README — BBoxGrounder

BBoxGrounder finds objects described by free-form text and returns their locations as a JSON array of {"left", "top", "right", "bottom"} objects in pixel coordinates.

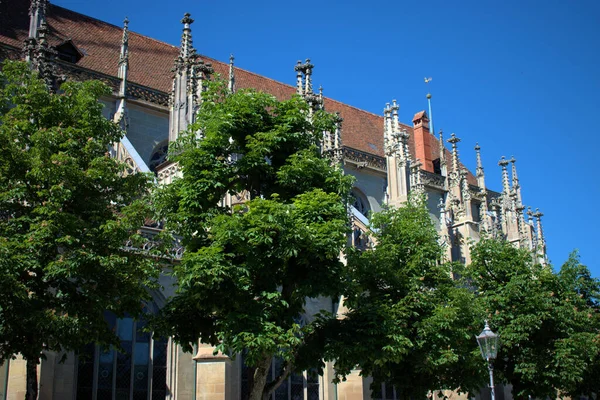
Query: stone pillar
[
  {"left": 6, "top": 356, "right": 28, "bottom": 400},
  {"left": 193, "top": 345, "right": 231, "bottom": 400},
  {"left": 336, "top": 369, "right": 368, "bottom": 400}
]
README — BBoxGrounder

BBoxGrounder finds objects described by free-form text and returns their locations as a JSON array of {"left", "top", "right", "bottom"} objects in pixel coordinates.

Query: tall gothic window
[
  {"left": 76, "top": 310, "right": 168, "bottom": 400},
  {"left": 240, "top": 354, "right": 320, "bottom": 400}
]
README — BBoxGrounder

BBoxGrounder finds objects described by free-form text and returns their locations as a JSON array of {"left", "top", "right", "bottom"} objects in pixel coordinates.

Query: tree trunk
[
  {"left": 25, "top": 358, "right": 39, "bottom": 400},
  {"left": 249, "top": 355, "right": 273, "bottom": 400}
]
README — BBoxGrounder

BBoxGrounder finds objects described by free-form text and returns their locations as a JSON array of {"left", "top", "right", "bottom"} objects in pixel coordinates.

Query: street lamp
[{"left": 476, "top": 321, "right": 500, "bottom": 400}]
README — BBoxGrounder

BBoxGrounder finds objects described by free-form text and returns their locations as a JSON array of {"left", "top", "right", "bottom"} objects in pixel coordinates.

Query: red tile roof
[{"left": 0, "top": 0, "right": 476, "bottom": 185}]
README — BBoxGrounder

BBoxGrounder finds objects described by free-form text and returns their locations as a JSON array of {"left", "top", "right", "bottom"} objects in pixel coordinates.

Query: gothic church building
[{"left": 0, "top": 1, "right": 547, "bottom": 399}]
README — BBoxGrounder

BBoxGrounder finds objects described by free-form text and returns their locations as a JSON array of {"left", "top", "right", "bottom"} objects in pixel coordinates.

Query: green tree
[
  {"left": 323, "top": 198, "right": 484, "bottom": 399},
  {"left": 468, "top": 238, "right": 600, "bottom": 399},
  {"left": 152, "top": 80, "right": 354, "bottom": 400},
  {"left": 0, "top": 61, "right": 158, "bottom": 400}
]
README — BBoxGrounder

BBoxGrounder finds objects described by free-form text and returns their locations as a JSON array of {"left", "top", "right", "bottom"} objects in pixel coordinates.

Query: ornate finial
[
  {"left": 179, "top": 13, "right": 195, "bottom": 60},
  {"left": 447, "top": 133, "right": 461, "bottom": 172},
  {"left": 228, "top": 53, "right": 235, "bottom": 93},
  {"left": 181, "top": 12, "right": 194, "bottom": 25},
  {"left": 498, "top": 156, "right": 510, "bottom": 195}
]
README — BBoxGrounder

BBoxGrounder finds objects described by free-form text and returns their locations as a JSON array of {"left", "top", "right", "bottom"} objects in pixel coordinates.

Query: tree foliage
[
  {"left": 153, "top": 80, "right": 354, "bottom": 400},
  {"left": 468, "top": 238, "right": 600, "bottom": 399},
  {"left": 324, "top": 198, "right": 484, "bottom": 399},
  {"left": 0, "top": 61, "right": 158, "bottom": 399}
]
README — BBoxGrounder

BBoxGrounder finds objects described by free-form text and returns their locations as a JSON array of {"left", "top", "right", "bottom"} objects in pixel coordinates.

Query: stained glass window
[{"left": 76, "top": 310, "right": 167, "bottom": 400}]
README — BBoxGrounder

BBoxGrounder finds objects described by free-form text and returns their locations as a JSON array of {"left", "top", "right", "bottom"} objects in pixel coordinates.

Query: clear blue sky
[{"left": 53, "top": 0, "right": 600, "bottom": 277}]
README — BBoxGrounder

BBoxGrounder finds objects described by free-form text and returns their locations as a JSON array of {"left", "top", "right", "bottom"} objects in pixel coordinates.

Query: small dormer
[
  {"left": 55, "top": 39, "right": 84, "bottom": 63},
  {"left": 412, "top": 110, "right": 430, "bottom": 130}
]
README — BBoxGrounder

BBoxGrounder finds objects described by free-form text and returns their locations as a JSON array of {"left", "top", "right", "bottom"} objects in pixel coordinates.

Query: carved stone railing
[
  {"left": 123, "top": 225, "right": 184, "bottom": 260},
  {"left": 343, "top": 147, "right": 387, "bottom": 172},
  {"left": 54, "top": 61, "right": 170, "bottom": 106},
  {"left": 110, "top": 136, "right": 151, "bottom": 176},
  {"left": 420, "top": 170, "right": 446, "bottom": 191},
  {"left": 156, "top": 161, "right": 182, "bottom": 185}
]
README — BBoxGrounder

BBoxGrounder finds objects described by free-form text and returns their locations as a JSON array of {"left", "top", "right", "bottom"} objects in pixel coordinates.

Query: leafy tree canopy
[
  {"left": 153, "top": 80, "right": 354, "bottom": 400},
  {"left": 467, "top": 238, "right": 600, "bottom": 399},
  {"left": 323, "top": 198, "right": 484, "bottom": 399},
  {"left": 0, "top": 61, "right": 158, "bottom": 399}
]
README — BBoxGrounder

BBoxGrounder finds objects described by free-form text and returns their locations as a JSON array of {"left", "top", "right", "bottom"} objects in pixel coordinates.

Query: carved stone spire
[
  {"left": 32, "top": 21, "right": 57, "bottom": 90},
  {"left": 179, "top": 13, "right": 195, "bottom": 60},
  {"left": 114, "top": 18, "right": 129, "bottom": 129},
  {"left": 384, "top": 103, "right": 393, "bottom": 155},
  {"left": 295, "top": 60, "right": 303, "bottom": 96},
  {"left": 533, "top": 208, "right": 547, "bottom": 265},
  {"left": 331, "top": 112, "right": 343, "bottom": 164},
  {"left": 510, "top": 156, "right": 522, "bottom": 205},
  {"left": 118, "top": 18, "right": 129, "bottom": 96},
  {"left": 304, "top": 58, "right": 313, "bottom": 95},
  {"left": 169, "top": 13, "right": 198, "bottom": 142},
  {"left": 533, "top": 208, "right": 545, "bottom": 244},
  {"left": 293, "top": 59, "right": 321, "bottom": 113},
  {"left": 391, "top": 99, "right": 400, "bottom": 134},
  {"left": 384, "top": 100, "right": 410, "bottom": 206},
  {"left": 439, "top": 129, "right": 447, "bottom": 178},
  {"left": 28, "top": 0, "right": 47, "bottom": 42},
  {"left": 498, "top": 156, "right": 511, "bottom": 195},
  {"left": 448, "top": 133, "right": 461, "bottom": 174},
  {"left": 475, "top": 143, "right": 486, "bottom": 189},
  {"left": 228, "top": 53, "right": 235, "bottom": 93}
]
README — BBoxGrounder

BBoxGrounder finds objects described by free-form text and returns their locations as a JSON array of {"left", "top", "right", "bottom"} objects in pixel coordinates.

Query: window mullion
[
  {"left": 112, "top": 320, "right": 119, "bottom": 400},
  {"left": 92, "top": 345, "right": 99, "bottom": 400},
  {"left": 130, "top": 320, "right": 137, "bottom": 400},
  {"left": 148, "top": 334, "right": 154, "bottom": 400},
  {"left": 303, "top": 371, "right": 307, "bottom": 400}
]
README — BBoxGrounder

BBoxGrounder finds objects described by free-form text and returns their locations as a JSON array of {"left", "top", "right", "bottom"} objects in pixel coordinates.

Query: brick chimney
[{"left": 412, "top": 111, "right": 435, "bottom": 173}]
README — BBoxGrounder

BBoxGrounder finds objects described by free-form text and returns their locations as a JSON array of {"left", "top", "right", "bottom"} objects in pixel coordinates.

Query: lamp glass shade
[{"left": 476, "top": 322, "right": 499, "bottom": 361}]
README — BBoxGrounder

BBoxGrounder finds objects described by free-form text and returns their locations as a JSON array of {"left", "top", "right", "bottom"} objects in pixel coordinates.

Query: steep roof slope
[{"left": 0, "top": 0, "right": 476, "bottom": 185}]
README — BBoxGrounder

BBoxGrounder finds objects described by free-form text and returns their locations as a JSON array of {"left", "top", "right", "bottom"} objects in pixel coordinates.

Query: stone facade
[{"left": 0, "top": 1, "right": 547, "bottom": 399}]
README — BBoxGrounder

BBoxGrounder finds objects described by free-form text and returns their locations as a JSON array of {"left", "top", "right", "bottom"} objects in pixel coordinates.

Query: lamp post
[{"left": 476, "top": 321, "right": 500, "bottom": 400}]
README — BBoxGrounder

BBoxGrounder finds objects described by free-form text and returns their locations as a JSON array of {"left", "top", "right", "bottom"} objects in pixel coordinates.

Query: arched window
[
  {"left": 75, "top": 306, "right": 168, "bottom": 400},
  {"left": 148, "top": 141, "right": 169, "bottom": 172},
  {"left": 350, "top": 188, "right": 370, "bottom": 217}
]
